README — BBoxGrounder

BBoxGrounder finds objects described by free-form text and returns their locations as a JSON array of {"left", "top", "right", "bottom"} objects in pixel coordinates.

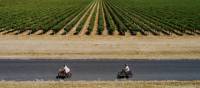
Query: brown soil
[
  {"left": 56, "top": 1, "right": 94, "bottom": 35},
  {"left": 79, "top": 0, "right": 98, "bottom": 35},
  {"left": 21, "top": 30, "right": 31, "bottom": 35},
  {"left": 46, "top": 30, "right": 53, "bottom": 35},
  {"left": 67, "top": 1, "right": 96, "bottom": 36},
  {"left": 34, "top": 30, "right": 43, "bottom": 35},
  {"left": 91, "top": 1, "right": 100, "bottom": 35},
  {"left": 101, "top": 1, "right": 108, "bottom": 35}
]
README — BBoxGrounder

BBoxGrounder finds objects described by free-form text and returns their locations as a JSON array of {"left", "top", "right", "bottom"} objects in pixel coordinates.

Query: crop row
[{"left": 0, "top": 0, "right": 199, "bottom": 36}]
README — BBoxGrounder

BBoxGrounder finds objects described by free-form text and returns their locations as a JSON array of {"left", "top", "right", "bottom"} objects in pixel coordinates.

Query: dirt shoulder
[
  {"left": 0, "top": 81, "right": 199, "bottom": 88},
  {"left": 0, "top": 35, "right": 199, "bottom": 60}
]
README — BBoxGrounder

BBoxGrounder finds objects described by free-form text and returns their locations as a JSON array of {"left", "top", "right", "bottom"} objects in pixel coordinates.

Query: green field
[{"left": 0, "top": 0, "right": 199, "bottom": 36}]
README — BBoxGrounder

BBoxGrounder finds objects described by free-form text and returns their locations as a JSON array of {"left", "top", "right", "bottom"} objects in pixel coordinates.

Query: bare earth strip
[
  {"left": 67, "top": 1, "right": 96, "bottom": 36},
  {"left": 0, "top": 81, "right": 199, "bottom": 88},
  {"left": 7, "top": 30, "right": 18, "bottom": 35},
  {"left": 101, "top": 1, "right": 108, "bottom": 35},
  {"left": 46, "top": 30, "right": 53, "bottom": 35},
  {"left": 57, "top": 2, "right": 94, "bottom": 35},
  {"left": 79, "top": 1, "right": 98, "bottom": 35},
  {"left": 113, "top": 26, "right": 118, "bottom": 35},
  {"left": 33, "top": 30, "right": 43, "bottom": 35},
  {"left": 0, "top": 35, "right": 199, "bottom": 60},
  {"left": 20, "top": 30, "right": 31, "bottom": 35},
  {"left": 0, "top": 30, "right": 9, "bottom": 35},
  {"left": 91, "top": 1, "right": 100, "bottom": 35}
]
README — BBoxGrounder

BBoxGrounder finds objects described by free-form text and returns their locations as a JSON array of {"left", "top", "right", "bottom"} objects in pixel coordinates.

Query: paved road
[{"left": 0, "top": 59, "right": 200, "bottom": 81}]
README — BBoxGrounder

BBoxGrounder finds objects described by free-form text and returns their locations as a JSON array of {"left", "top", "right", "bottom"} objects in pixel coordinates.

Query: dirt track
[{"left": 0, "top": 35, "right": 199, "bottom": 59}]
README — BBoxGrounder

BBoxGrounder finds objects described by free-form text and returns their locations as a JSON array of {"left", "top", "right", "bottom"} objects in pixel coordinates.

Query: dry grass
[
  {"left": 0, "top": 81, "right": 199, "bottom": 88},
  {"left": 0, "top": 35, "right": 200, "bottom": 60}
]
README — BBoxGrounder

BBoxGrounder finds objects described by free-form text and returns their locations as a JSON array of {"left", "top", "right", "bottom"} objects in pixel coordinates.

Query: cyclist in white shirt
[
  {"left": 64, "top": 65, "right": 70, "bottom": 74},
  {"left": 124, "top": 64, "right": 130, "bottom": 72}
]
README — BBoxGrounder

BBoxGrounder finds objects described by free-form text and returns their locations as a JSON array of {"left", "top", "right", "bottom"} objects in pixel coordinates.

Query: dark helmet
[{"left": 124, "top": 64, "right": 128, "bottom": 66}]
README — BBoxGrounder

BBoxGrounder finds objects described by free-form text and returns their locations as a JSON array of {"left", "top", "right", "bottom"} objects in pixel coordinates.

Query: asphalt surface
[{"left": 0, "top": 59, "right": 200, "bottom": 81}]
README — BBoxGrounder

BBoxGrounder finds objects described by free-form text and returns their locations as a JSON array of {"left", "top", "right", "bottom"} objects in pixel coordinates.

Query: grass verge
[
  {"left": 0, "top": 35, "right": 199, "bottom": 60},
  {"left": 0, "top": 81, "right": 199, "bottom": 88}
]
